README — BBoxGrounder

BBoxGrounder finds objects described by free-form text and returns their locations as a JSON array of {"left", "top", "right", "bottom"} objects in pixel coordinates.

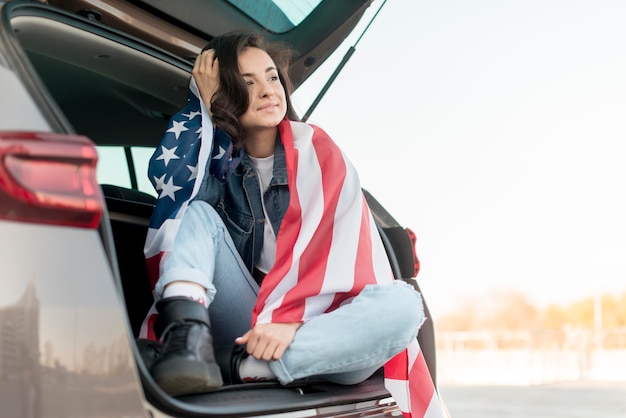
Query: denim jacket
[{"left": 194, "top": 136, "right": 290, "bottom": 272}]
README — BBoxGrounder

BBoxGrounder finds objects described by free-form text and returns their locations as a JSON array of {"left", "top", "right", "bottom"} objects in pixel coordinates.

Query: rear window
[
  {"left": 97, "top": 146, "right": 156, "bottom": 197},
  {"left": 227, "top": 0, "right": 322, "bottom": 32}
]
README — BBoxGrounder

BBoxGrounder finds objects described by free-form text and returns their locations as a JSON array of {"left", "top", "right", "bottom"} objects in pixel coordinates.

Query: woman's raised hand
[{"left": 192, "top": 49, "right": 220, "bottom": 114}]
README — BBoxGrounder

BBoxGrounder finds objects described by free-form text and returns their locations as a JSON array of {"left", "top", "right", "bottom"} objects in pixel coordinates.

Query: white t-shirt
[{"left": 248, "top": 154, "right": 277, "bottom": 274}]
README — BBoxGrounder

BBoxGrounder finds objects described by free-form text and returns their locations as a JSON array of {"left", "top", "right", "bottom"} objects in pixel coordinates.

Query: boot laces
[{"left": 161, "top": 321, "right": 194, "bottom": 352}]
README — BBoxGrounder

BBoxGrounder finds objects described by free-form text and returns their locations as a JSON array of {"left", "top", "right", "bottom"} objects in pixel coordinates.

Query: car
[{"left": 0, "top": 0, "right": 440, "bottom": 416}]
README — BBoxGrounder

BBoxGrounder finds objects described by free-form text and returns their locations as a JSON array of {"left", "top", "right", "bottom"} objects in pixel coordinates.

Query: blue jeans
[{"left": 156, "top": 200, "right": 425, "bottom": 385}]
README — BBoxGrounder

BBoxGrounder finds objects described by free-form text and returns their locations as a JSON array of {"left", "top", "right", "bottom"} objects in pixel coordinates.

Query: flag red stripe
[
  {"left": 252, "top": 120, "right": 302, "bottom": 324},
  {"left": 145, "top": 251, "right": 163, "bottom": 289},
  {"left": 353, "top": 195, "right": 379, "bottom": 289},
  {"left": 385, "top": 349, "right": 410, "bottom": 380},
  {"left": 325, "top": 197, "right": 377, "bottom": 312},
  {"left": 145, "top": 313, "right": 157, "bottom": 340},
  {"left": 408, "top": 349, "right": 436, "bottom": 417},
  {"left": 271, "top": 126, "right": 347, "bottom": 322}
]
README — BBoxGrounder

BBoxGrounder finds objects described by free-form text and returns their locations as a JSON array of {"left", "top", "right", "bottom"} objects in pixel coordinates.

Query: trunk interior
[{"left": 5, "top": 2, "right": 435, "bottom": 416}]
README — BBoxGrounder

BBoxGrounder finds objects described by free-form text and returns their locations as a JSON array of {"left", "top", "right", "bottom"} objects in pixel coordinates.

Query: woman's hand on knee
[{"left": 235, "top": 322, "right": 301, "bottom": 361}]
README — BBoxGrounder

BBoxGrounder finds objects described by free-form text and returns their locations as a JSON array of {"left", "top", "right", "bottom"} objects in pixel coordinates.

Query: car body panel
[
  {"left": 1, "top": 3, "right": 147, "bottom": 413},
  {"left": 0, "top": 65, "right": 48, "bottom": 130},
  {"left": 0, "top": 220, "right": 147, "bottom": 416}
]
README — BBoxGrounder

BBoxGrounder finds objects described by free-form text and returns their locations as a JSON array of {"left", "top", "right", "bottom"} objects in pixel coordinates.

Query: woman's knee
[{"left": 380, "top": 281, "right": 425, "bottom": 333}]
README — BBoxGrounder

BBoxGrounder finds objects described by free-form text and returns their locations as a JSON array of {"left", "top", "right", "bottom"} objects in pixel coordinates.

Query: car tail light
[
  {"left": 406, "top": 227, "right": 420, "bottom": 277},
  {"left": 0, "top": 131, "right": 102, "bottom": 229}
]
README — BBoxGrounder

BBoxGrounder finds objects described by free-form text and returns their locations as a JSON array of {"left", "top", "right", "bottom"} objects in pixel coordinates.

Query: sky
[{"left": 291, "top": 0, "right": 626, "bottom": 318}]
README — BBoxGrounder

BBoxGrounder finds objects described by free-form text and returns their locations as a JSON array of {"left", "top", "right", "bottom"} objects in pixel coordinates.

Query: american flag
[{"left": 141, "top": 80, "right": 448, "bottom": 417}]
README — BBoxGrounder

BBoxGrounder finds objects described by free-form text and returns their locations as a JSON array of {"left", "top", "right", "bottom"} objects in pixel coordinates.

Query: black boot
[
  {"left": 150, "top": 297, "right": 223, "bottom": 396},
  {"left": 215, "top": 344, "right": 247, "bottom": 385}
]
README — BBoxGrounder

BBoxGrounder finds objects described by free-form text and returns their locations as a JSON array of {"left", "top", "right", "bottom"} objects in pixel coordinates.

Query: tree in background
[{"left": 436, "top": 290, "right": 626, "bottom": 332}]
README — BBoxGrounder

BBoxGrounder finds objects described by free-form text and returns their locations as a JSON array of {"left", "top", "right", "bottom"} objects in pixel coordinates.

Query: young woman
[{"left": 144, "top": 31, "right": 426, "bottom": 401}]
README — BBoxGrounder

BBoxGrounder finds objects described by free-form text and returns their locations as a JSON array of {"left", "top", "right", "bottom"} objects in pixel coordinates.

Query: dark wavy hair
[{"left": 202, "top": 31, "right": 299, "bottom": 149}]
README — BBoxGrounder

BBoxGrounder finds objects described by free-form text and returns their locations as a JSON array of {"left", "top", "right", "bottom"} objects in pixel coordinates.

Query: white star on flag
[
  {"left": 186, "top": 164, "right": 198, "bottom": 181},
  {"left": 153, "top": 173, "right": 166, "bottom": 191},
  {"left": 213, "top": 145, "right": 226, "bottom": 160},
  {"left": 159, "top": 176, "right": 182, "bottom": 201},
  {"left": 167, "top": 120, "right": 189, "bottom": 139},
  {"left": 156, "top": 145, "right": 180, "bottom": 167},
  {"left": 183, "top": 110, "right": 201, "bottom": 120}
]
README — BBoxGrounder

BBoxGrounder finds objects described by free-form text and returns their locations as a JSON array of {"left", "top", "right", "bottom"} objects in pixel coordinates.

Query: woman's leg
[
  {"left": 269, "top": 280, "right": 425, "bottom": 385},
  {"left": 155, "top": 200, "right": 259, "bottom": 345},
  {"left": 150, "top": 200, "right": 259, "bottom": 395}
]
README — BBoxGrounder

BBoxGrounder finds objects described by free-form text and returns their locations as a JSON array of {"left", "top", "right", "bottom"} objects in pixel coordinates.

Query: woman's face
[{"left": 238, "top": 47, "right": 287, "bottom": 135}]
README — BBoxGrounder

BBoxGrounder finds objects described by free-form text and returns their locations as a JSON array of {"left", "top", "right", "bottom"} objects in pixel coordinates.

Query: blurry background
[{"left": 291, "top": 0, "right": 626, "bottom": 414}]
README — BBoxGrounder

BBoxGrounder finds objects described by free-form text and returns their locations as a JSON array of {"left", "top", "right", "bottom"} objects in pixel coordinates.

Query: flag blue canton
[
  {"left": 147, "top": 89, "right": 243, "bottom": 229},
  {"left": 148, "top": 91, "right": 202, "bottom": 229}
]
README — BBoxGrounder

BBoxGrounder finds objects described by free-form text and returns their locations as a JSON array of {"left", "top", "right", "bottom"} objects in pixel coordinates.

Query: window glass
[
  {"left": 96, "top": 146, "right": 130, "bottom": 188},
  {"left": 132, "top": 147, "right": 158, "bottom": 197},
  {"left": 226, "top": 0, "right": 322, "bottom": 32},
  {"left": 96, "top": 146, "right": 157, "bottom": 198}
]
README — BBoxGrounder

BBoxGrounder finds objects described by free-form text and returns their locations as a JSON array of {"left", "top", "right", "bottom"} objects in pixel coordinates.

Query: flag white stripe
[
  {"left": 407, "top": 339, "right": 420, "bottom": 371},
  {"left": 424, "top": 391, "right": 447, "bottom": 418},
  {"left": 384, "top": 378, "right": 411, "bottom": 413},
  {"left": 190, "top": 78, "right": 213, "bottom": 200},
  {"left": 144, "top": 218, "right": 183, "bottom": 258},
  {"left": 304, "top": 155, "right": 361, "bottom": 318},
  {"left": 369, "top": 211, "right": 396, "bottom": 285}
]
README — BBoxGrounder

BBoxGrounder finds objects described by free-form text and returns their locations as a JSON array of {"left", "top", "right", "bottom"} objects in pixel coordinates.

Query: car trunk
[{"left": 1, "top": 1, "right": 412, "bottom": 416}]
